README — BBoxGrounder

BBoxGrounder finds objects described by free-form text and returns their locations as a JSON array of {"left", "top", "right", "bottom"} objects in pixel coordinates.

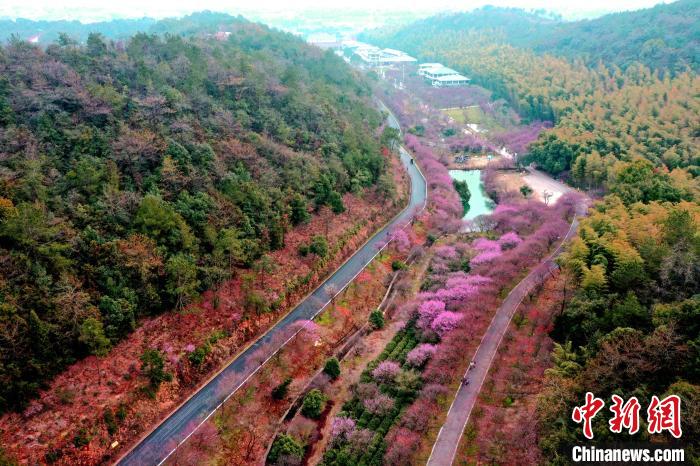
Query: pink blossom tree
[
  {"left": 372, "top": 361, "right": 401, "bottom": 384},
  {"left": 406, "top": 344, "right": 437, "bottom": 367},
  {"left": 471, "top": 250, "right": 503, "bottom": 265},
  {"left": 384, "top": 427, "right": 421, "bottom": 466},
  {"left": 431, "top": 311, "right": 462, "bottom": 336},
  {"left": 330, "top": 416, "right": 356, "bottom": 444},
  {"left": 363, "top": 393, "right": 394, "bottom": 415},
  {"left": 416, "top": 299, "right": 446, "bottom": 331},
  {"left": 498, "top": 231, "right": 523, "bottom": 250},
  {"left": 389, "top": 227, "right": 411, "bottom": 254}
]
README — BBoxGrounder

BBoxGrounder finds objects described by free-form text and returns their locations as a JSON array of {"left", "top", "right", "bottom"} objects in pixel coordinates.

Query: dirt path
[{"left": 522, "top": 168, "right": 573, "bottom": 204}]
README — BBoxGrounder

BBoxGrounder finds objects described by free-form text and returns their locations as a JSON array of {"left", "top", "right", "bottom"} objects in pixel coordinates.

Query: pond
[{"left": 448, "top": 169, "right": 495, "bottom": 220}]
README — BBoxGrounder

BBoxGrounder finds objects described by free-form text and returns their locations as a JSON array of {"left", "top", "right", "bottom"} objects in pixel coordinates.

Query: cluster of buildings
[
  {"left": 418, "top": 63, "right": 470, "bottom": 87},
  {"left": 343, "top": 41, "right": 417, "bottom": 66},
  {"left": 305, "top": 38, "right": 469, "bottom": 88}
]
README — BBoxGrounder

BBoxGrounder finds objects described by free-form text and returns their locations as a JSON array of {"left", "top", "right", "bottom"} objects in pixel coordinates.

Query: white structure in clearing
[
  {"left": 349, "top": 42, "right": 417, "bottom": 66},
  {"left": 418, "top": 63, "right": 470, "bottom": 87}
]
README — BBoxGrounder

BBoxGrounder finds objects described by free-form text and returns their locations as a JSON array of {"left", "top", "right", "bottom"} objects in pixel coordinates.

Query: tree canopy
[{"left": 0, "top": 18, "right": 389, "bottom": 413}]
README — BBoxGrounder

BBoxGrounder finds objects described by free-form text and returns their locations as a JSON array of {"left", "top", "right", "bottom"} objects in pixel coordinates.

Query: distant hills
[
  {"left": 363, "top": 0, "right": 700, "bottom": 73},
  {"left": 0, "top": 9, "right": 431, "bottom": 46},
  {"left": 0, "top": 11, "right": 246, "bottom": 45}
]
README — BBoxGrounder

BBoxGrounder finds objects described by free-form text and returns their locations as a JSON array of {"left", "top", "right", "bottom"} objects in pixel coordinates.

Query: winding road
[
  {"left": 427, "top": 182, "right": 587, "bottom": 466},
  {"left": 116, "top": 106, "right": 426, "bottom": 466}
]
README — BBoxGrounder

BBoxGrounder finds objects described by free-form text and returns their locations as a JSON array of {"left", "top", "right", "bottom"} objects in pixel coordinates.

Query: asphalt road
[
  {"left": 426, "top": 188, "right": 588, "bottom": 466},
  {"left": 116, "top": 107, "right": 426, "bottom": 466}
]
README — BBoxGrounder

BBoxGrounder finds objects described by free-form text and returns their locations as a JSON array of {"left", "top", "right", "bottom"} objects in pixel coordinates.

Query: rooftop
[
  {"left": 433, "top": 74, "right": 470, "bottom": 81},
  {"left": 424, "top": 66, "right": 459, "bottom": 75}
]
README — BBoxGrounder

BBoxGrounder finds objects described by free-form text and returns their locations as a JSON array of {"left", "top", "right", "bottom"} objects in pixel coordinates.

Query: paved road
[
  {"left": 116, "top": 107, "right": 425, "bottom": 466},
  {"left": 426, "top": 194, "right": 588, "bottom": 466}
]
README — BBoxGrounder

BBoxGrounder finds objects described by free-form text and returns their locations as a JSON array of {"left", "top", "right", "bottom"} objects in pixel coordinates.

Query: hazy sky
[{"left": 0, "top": 0, "right": 673, "bottom": 22}]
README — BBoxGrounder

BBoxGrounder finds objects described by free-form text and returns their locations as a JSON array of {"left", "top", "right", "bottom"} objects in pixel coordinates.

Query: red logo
[
  {"left": 647, "top": 395, "right": 682, "bottom": 438},
  {"left": 572, "top": 392, "right": 605, "bottom": 439},
  {"left": 609, "top": 395, "right": 641, "bottom": 435},
  {"left": 572, "top": 393, "right": 682, "bottom": 439}
]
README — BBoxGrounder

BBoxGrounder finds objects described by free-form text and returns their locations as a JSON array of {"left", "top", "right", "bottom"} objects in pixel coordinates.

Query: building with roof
[
  {"left": 353, "top": 44, "right": 417, "bottom": 66},
  {"left": 418, "top": 62, "right": 470, "bottom": 87},
  {"left": 418, "top": 63, "right": 443, "bottom": 73},
  {"left": 430, "top": 74, "right": 470, "bottom": 87}
]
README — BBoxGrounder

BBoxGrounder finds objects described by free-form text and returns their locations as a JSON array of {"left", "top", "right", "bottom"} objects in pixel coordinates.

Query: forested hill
[
  {"left": 362, "top": 4, "right": 699, "bottom": 202},
  {"left": 366, "top": 4, "right": 700, "bottom": 462},
  {"left": 363, "top": 1, "right": 699, "bottom": 73},
  {"left": 530, "top": 0, "right": 699, "bottom": 73},
  {"left": 0, "top": 18, "right": 391, "bottom": 412},
  {"left": 0, "top": 11, "right": 250, "bottom": 45}
]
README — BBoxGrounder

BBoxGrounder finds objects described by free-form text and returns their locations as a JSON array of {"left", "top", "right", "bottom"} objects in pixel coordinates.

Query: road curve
[
  {"left": 116, "top": 107, "right": 426, "bottom": 466},
  {"left": 426, "top": 194, "right": 588, "bottom": 466}
]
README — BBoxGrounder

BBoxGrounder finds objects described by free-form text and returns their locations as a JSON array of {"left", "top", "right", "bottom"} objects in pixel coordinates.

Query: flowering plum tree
[
  {"left": 471, "top": 250, "right": 503, "bottom": 265},
  {"left": 416, "top": 300, "right": 446, "bottom": 331},
  {"left": 389, "top": 227, "right": 411, "bottom": 254},
  {"left": 431, "top": 311, "right": 462, "bottom": 336},
  {"left": 406, "top": 344, "right": 438, "bottom": 367},
  {"left": 372, "top": 361, "right": 401, "bottom": 384},
  {"left": 473, "top": 237, "right": 501, "bottom": 252},
  {"left": 330, "top": 416, "right": 356, "bottom": 444},
  {"left": 363, "top": 393, "right": 395, "bottom": 415},
  {"left": 384, "top": 427, "right": 421, "bottom": 466},
  {"left": 499, "top": 231, "right": 523, "bottom": 250}
]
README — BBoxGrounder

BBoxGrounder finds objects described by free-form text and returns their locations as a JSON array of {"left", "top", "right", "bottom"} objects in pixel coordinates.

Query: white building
[
  {"left": 430, "top": 74, "right": 470, "bottom": 87},
  {"left": 418, "top": 62, "right": 470, "bottom": 87},
  {"left": 353, "top": 44, "right": 417, "bottom": 66},
  {"left": 418, "top": 63, "right": 443, "bottom": 75}
]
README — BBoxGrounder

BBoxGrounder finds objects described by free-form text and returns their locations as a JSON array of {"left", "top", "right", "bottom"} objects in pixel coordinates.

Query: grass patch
[{"left": 315, "top": 309, "right": 334, "bottom": 327}]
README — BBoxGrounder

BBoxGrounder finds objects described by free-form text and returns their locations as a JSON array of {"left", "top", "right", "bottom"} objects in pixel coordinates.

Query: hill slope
[
  {"left": 364, "top": 1, "right": 700, "bottom": 73},
  {"left": 362, "top": 4, "right": 700, "bottom": 198},
  {"left": 0, "top": 16, "right": 390, "bottom": 413}
]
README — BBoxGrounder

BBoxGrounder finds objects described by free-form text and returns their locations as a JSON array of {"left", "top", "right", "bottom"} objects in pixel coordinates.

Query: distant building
[
  {"left": 430, "top": 74, "right": 470, "bottom": 87},
  {"left": 352, "top": 43, "right": 416, "bottom": 66},
  {"left": 214, "top": 31, "right": 231, "bottom": 41},
  {"left": 418, "top": 62, "right": 470, "bottom": 87},
  {"left": 418, "top": 63, "right": 443, "bottom": 74},
  {"left": 308, "top": 33, "right": 341, "bottom": 50}
]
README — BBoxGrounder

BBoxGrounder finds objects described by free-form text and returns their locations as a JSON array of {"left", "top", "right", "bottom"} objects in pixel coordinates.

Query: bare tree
[{"left": 543, "top": 190, "right": 553, "bottom": 206}]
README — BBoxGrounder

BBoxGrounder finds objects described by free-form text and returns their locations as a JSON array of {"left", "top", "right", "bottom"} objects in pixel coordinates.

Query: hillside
[
  {"left": 362, "top": 3, "right": 700, "bottom": 464},
  {"left": 0, "top": 12, "right": 262, "bottom": 44},
  {"left": 0, "top": 16, "right": 392, "bottom": 414},
  {"left": 362, "top": 4, "right": 700, "bottom": 199},
  {"left": 533, "top": 0, "right": 699, "bottom": 73},
  {"left": 363, "top": 1, "right": 700, "bottom": 73}
]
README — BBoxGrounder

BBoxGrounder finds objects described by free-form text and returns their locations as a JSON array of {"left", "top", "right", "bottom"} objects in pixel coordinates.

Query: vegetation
[
  {"left": 272, "top": 377, "right": 293, "bottom": 401},
  {"left": 301, "top": 389, "right": 327, "bottom": 419},
  {"left": 369, "top": 309, "right": 385, "bottom": 330},
  {"left": 363, "top": 2, "right": 699, "bottom": 73},
  {"left": 321, "top": 324, "right": 422, "bottom": 465},
  {"left": 140, "top": 349, "right": 172, "bottom": 397},
  {"left": 539, "top": 197, "right": 700, "bottom": 461},
  {"left": 452, "top": 179, "right": 471, "bottom": 216},
  {"left": 363, "top": 6, "right": 700, "bottom": 202},
  {"left": 0, "top": 15, "right": 389, "bottom": 413},
  {"left": 519, "top": 184, "right": 533, "bottom": 198},
  {"left": 323, "top": 357, "right": 341, "bottom": 380},
  {"left": 267, "top": 433, "right": 305, "bottom": 465}
]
